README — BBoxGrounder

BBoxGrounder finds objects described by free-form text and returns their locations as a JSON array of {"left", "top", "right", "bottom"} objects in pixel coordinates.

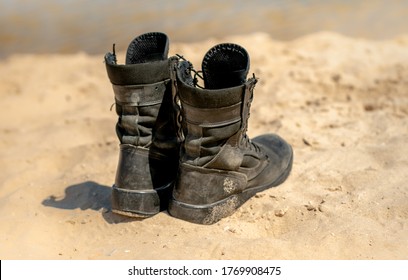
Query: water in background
[{"left": 1, "top": 0, "right": 407, "bottom": 58}]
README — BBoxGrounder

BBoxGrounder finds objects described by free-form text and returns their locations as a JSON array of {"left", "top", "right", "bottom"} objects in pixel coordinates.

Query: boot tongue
[
  {"left": 125, "top": 32, "right": 169, "bottom": 64},
  {"left": 202, "top": 43, "right": 249, "bottom": 89}
]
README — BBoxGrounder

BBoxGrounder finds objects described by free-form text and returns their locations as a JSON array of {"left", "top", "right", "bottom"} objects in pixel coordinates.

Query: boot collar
[
  {"left": 105, "top": 51, "right": 170, "bottom": 85},
  {"left": 174, "top": 60, "right": 257, "bottom": 109}
]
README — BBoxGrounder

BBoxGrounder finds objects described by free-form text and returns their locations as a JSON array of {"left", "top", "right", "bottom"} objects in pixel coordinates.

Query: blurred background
[{"left": 1, "top": 0, "right": 407, "bottom": 58}]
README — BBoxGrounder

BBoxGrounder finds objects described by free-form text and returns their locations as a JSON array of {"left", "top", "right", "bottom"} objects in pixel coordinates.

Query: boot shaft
[
  {"left": 175, "top": 60, "right": 258, "bottom": 169},
  {"left": 105, "top": 58, "right": 172, "bottom": 147}
]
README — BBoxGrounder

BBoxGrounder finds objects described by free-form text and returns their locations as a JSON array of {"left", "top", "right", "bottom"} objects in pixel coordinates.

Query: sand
[{"left": 0, "top": 32, "right": 407, "bottom": 260}]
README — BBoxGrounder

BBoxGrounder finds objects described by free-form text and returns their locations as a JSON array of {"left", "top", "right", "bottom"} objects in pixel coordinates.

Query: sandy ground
[{"left": 0, "top": 32, "right": 407, "bottom": 260}]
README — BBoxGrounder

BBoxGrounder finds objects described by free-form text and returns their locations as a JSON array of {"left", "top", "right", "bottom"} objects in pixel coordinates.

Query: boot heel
[
  {"left": 112, "top": 183, "right": 172, "bottom": 218},
  {"left": 168, "top": 163, "right": 248, "bottom": 224},
  {"left": 111, "top": 144, "right": 173, "bottom": 217}
]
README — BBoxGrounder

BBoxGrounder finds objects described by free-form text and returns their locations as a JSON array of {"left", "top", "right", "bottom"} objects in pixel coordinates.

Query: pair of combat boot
[{"left": 104, "top": 32, "right": 293, "bottom": 225}]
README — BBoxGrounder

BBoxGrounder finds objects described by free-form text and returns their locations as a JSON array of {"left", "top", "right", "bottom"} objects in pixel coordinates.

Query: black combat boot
[
  {"left": 105, "top": 32, "right": 180, "bottom": 217},
  {"left": 168, "top": 43, "right": 293, "bottom": 224}
]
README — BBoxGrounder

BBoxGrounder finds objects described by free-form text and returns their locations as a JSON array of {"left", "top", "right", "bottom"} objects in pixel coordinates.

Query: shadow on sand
[{"left": 41, "top": 181, "right": 141, "bottom": 224}]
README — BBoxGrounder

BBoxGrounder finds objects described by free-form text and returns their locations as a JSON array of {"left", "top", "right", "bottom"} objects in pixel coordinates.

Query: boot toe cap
[{"left": 252, "top": 133, "right": 293, "bottom": 182}]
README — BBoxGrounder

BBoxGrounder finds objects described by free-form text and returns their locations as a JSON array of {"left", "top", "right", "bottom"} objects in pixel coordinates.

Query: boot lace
[
  {"left": 241, "top": 75, "right": 261, "bottom": 153},
  {"left": 169, "top": 56, "right": 184, "bottom": 142},
  {"left": 176, "top": 54, "right": 205, "bottom": 89}
]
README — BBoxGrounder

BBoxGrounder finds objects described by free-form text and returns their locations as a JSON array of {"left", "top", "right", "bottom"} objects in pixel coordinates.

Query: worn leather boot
[
  {"left": 168, "top": 43, "right": 293, "bottom": 224},
  {"left": 105, "top": 32, "right": 180, "bottom": 217}
]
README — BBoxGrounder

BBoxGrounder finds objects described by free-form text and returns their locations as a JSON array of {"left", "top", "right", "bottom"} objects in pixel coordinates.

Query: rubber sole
[
  {"left": 168, "top": 153, "right": 293, "bottom": 225},
  {"left": 111, "top": 182, "right": 173, "bottom": 218}
]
